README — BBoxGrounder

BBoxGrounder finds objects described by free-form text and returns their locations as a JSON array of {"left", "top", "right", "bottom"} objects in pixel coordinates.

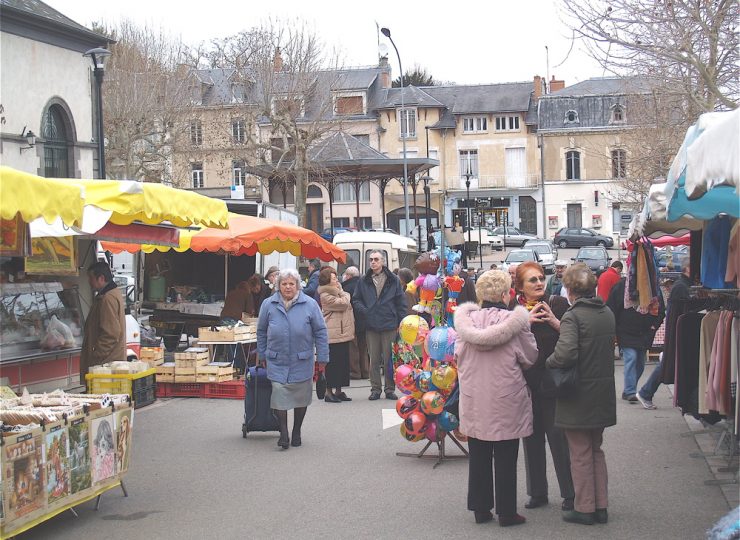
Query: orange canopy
[{"left": 103, "top": 213, "right": 346, "bottom": 263}]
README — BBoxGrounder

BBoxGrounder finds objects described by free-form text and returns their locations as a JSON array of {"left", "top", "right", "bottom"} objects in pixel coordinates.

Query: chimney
[
  {"left": 550, "top": 75, "right": 565, "bottom": 93},
  {"left": 273, "top": 47, "right": 283, "bottom": 72},
  {"left": 533, "top": 75, "right": 543, "bottom": 100},
  {"left": 378, "top": 55, "right": 391, "bottom": 89}
]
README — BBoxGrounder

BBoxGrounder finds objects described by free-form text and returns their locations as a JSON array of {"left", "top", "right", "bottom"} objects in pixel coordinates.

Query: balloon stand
[{"left": 395, "top": 433, "right": 469, "bottom": 469}]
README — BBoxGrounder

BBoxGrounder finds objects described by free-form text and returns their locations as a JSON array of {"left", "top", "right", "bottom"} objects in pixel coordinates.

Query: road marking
[{"left": 382, "top": 408, "right": 403, "bottom": 430}]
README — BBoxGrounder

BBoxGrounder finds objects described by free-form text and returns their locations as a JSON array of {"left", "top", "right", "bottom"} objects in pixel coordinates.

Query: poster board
[
  {"left": 1, "top": 404, "right": 133, "bottom": 538},
  {"left": 25, "top": 237, "right": 77, "bottom": 276}
]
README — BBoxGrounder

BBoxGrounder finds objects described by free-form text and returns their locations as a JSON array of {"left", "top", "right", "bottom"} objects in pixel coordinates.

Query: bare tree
[
  {"left": 96, "top": 20, "right": 193, "bottom": 183},
  {"left": 559, "top": 0, "right": 738, "bottom": 112}
]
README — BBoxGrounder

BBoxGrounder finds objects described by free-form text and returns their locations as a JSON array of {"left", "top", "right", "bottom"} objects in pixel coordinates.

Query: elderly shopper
[
  {"left": 454, "top": 270, "right": 538, "bottom": 527},
  {"left": 318, "top": 268, "right": 355, "bottom": 403},
  {"left": 257, "top": 269, "right": 329, "bottom": 449},
  {"left": 515, "top": 262, "right": 575, "bottom": 511},
  {"left": 546, "top": 263, "right": 616, "bottom": 525}
]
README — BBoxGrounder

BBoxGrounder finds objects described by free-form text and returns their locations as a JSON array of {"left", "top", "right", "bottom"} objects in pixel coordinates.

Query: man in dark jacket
[
  {"left": 352, "top": 251, "right": 407, "bottom": 400},
  {"left": 303, "top": 258, "right": 321, "bottom": 298},
  {"left": 606, "top": 276, "right": 665, "bottom": 402},
  {"left": 342, "top": 266, "right": 369, "bottom": 379}
]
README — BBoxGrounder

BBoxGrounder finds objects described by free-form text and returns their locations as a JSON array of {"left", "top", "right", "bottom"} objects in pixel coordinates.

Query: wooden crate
[
  {"left": 141, "top": 347, "right": 165, "bottom": 361},
  {"left": 174, "top": 347, "right": 209, "bottom": 360},
  {"left": 197, "top": 362, "right": 233, "bottom": 375},
  {"left": 198, "top": 326, "right": 253, "bottom": 342},
  {"left": 156, "top": 362, "right": 176, "bottom": 375},
  {"left": 196, "top": 373, "right": 234, "bottom": 383},
  {"left": 174, "top": 374, "right": 198, "bottom": 384},
  {"left": 156, "top": 373, "right": 175, "bottom": 384},
  {"left": 241, "top": 315, "right": 259, "bottom": 325}
]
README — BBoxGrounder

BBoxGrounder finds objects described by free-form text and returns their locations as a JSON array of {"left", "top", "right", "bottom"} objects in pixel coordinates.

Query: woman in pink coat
[{"left": 454, "top": 269, "right": 538, "bottom": 527}]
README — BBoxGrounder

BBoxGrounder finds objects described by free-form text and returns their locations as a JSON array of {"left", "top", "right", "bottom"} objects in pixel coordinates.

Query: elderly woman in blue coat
[{"left": 257, "top": 268, "right": 329, "bottom": 449}]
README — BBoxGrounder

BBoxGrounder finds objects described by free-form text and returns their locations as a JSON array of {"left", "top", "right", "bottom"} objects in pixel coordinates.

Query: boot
[
  {"left": 274, "top": 409, "right": 289, "bottom": 449},
  {"left": 291, "top": 407, "right": 307, "bottom": 447}
]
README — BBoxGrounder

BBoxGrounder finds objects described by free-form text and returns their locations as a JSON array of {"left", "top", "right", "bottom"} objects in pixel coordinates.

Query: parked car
[
  {"left": 462, "top": 227, "right": 504, "bottom": 251},
  {"left": 523, "top": 240, "right": 558, "bottom": 274},
  {"left": 656, "top": 245, "right": 689, "bottom": 273},
  {"left": 572, "top": 246, "right": 612, "bottom": 276},
  {"left": 500, "top": 249, "right": 542, "bottom": 271},
  {"left": 553, "top": 227, "right": 614, "bottom": 248},
  {"left": 489, "top": 226, "right": 538, "bottom": 247},
  {"left": 320, "top": 227, "right": 356, "bottom": 241}
]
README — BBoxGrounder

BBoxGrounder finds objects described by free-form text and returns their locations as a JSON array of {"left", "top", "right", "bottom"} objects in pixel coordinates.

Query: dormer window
[
  {"left": 271, "top": 95, "right": 305, "bottom": 118},
  {"left": 564, "top": 110, "right": 579, "bottom": 124},
  {"left": 334, "top": 91, "right": 366, "bottom": 116},
  {"left": 463, "top": 116, "right": 488, "bottom": 133},
  {"left": 611, "top": 105, "right": 626, "bottom": 124}
]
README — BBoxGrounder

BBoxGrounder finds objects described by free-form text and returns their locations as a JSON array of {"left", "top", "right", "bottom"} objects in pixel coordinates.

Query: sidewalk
[{"left": 19, "top": 365, "right": 733, "bottom": 540}]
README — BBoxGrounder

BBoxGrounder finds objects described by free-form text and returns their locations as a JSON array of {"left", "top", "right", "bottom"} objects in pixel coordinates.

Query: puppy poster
[{"left": 91, "top": 416, "right": 116, "bottom": 484}]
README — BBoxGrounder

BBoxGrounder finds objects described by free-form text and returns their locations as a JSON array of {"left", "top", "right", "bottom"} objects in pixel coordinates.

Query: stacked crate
[
  {"left": 173, "top": 347, "right": 209, "bottom": 383},
  {"left": 198, "top": 324, "right": 256, "bottom": 342},
  {"left": 155, "top": 362, "right": 175, "bottom": 383},
  {"left": 196, "top": 362, "right": 235, "bottom": 383},
  {"left": 140, "top": 347, "right": 165, "bottom": 366}
]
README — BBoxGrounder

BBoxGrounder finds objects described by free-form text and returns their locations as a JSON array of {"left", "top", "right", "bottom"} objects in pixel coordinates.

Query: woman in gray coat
[
  {"left": 546, "top": 263, "right": 616, "bottom": 526},
  {"left": 257, "top": 269, "right": 329, "bottom": 449}
]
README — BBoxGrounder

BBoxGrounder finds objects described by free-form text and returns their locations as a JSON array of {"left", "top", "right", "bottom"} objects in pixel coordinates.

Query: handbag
[
  {"left": 540, "top": 364, "right": 579, "bottom": 398},
  {"left": 315, "top": 371, "right": 327, "bottom": 399}
]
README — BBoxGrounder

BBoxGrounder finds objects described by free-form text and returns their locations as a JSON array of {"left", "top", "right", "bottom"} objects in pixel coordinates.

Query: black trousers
[
  {"left": 523, "top": 394, "right": 575, "bottom": 500},
  {"left": 467, "top": 437, "right": 519, "bottom": 517}
]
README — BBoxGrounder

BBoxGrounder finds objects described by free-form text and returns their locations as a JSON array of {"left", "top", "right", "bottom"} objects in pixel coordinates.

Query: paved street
[{"left": 18, "top": 364, "right": 733, "bottom": 540}]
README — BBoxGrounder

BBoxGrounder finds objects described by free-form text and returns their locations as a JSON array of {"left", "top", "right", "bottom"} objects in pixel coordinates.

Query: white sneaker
[{"left": 636, "top": 393, "right": 657, "bottom": 410}]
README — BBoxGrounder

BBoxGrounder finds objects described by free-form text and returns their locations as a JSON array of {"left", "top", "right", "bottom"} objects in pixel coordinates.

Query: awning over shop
[
  {"left": 628, "top": 183, "right": 703, "bottom": 238},
  {"left": 103, "top": 213, "right": 346, "bottom": 263},
  {"left": 0, "top": 166, "right": 84, "bottom": 227},
  {"left": 664, "top": 110, "right": 740, "bottom": 221}
]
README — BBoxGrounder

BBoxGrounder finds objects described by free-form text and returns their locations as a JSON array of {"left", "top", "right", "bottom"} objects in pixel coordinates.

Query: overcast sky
[{"left": 46, "top": 0, "right": 605, "bottom": 86}]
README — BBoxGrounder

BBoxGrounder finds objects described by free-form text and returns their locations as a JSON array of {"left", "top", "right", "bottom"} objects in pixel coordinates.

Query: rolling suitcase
[{"left": 242, "top": 366, "right": 280, "bottom": 438}]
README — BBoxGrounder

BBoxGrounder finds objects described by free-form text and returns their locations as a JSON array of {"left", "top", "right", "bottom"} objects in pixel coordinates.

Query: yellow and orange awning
[{"left": 103, "top": 213, "right": 346, "bottom": 263}]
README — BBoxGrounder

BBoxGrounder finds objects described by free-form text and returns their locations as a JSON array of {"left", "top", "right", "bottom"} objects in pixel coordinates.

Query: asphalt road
[{"left": 18, "top": 364, "right": 732, "bottom": 540}]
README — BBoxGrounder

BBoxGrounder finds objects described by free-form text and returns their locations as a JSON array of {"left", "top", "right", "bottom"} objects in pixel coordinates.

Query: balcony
[{"left": 453, "top": 174, "right": 539, "bottom": 190}]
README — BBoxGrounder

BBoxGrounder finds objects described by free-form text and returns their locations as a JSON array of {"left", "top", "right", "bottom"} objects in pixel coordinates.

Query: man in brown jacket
[{"left": 81, "top": 261, "right": 126, "bottom": 386}]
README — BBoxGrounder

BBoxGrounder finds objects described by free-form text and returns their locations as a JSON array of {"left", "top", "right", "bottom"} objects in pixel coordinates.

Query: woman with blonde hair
[
  {"left": 318, "top": 267, "right": 355, "bottom": 403},
  {"left": 546, "top": 263, "right": 616, "bottom": 525},
  {"left": 454, "top": 270, "right": 538, "bottom": 527}
]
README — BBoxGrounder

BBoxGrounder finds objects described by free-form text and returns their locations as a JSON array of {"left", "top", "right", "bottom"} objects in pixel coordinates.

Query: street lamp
[
  {"left": 420, "top": 175, "right": 433, "bottom": 249},
  {"left": 477, "top": 210, "right": 484, "bottom": 268},
  {"left": 380, "top": 27, "right": 410, "bottom": 236},
  {"left": 83, "top": 47, "right": 111, "bottom": 179},
  {"left": 464, "top": 164, "right": 472, "bottom": 248}
]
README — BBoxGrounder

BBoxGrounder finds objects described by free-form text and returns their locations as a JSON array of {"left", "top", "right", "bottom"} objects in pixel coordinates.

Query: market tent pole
[{"left": 224, "top": 254, "right": 229, "bottom": 298}]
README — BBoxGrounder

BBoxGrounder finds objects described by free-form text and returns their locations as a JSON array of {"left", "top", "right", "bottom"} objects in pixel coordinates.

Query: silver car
[
  {"left": 523, "top": 240, "right": 558, "bottom": 274},
  {"left": 490, "top": 226, "right": 538, "bottom": 248}
]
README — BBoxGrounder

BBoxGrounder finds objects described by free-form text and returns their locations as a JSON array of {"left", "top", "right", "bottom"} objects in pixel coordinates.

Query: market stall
[
  {"left": 0, "top": 391, "right": 134, "bottom": 538},
  {"left": 0, "top": 167, "right": 229, "bottom": 393}
]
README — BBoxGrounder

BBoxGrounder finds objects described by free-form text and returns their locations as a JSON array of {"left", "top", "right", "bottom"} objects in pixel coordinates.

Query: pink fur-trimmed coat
[{"left": 454, "top": 303, "right": 538, "bottom": 441}]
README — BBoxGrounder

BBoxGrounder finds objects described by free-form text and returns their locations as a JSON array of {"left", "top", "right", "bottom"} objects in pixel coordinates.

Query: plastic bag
[{"left": 47, "top": 315, "right": 75, "bottom": 348}]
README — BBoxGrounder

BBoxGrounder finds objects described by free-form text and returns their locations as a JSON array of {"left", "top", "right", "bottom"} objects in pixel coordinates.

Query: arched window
[
  {"left": 564, "top": 110, "right": 579, "bottom": 124},
  {"left": 566, "top": 150, "right": 581, "bottom": 180},
  {"left": 42, "top": 105, "right": 72, "bottom": 178},
  {"left": 611, "top": 105, "right": 625, "bottom": 123},
  {"left": 307, "top": 185, "right": 323, "bottom": 198}
]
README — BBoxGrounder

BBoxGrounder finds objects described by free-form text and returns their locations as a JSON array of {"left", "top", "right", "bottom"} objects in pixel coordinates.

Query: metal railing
[{"left": 451, "top": 174, "right": 539, "bottom": 190}]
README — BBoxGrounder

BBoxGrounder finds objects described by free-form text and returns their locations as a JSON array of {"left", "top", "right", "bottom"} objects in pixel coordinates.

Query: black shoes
[
  {"left": 524, "top": 496, "right": 548, "bottom": 509},
  {"left": 369, "top": 391, "right": 381, "bottom": 400},
  {"left": 562, "top": 498, "right": 574, "bottom": 511},
  {"left": 290, "top": 433, "right": 302, "bottom": 447},
  {"left": 474, "top": 510, "right": 494, "bottom": 524},
  {"left": 385, "top": 391, "right": 399, "bottom": 400},
  {"left": 499, "top": 513, "right": 526, "bottom": 527},
  {"left": 324, "top": 393, "right": 341, "bottom": 403},
  {"left": 595, "top": 509, "right": 608, "bottom": 524},
  {"left": 277, "top": 433, "right": 290, "bottom": 449},
  {"left": 336, "top": 392, "right": 352, "bottom": 402},
  {"left": 562, "top": 510, "right": 595, "bottom": 525}
]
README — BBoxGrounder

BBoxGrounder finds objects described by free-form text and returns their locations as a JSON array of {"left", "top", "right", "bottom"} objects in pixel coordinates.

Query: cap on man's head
[{"left": 554, "top": 259, "right": 568, "bottom": 267}]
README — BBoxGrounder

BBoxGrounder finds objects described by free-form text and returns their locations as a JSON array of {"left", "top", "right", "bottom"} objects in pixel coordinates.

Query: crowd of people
[{"left": 242, "top": 247, "right": 679, "bottom": 528}]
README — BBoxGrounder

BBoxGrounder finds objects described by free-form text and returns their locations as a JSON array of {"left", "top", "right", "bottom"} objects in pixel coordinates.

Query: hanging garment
[
  {"left": 718, "top": 311, "right": 733, "bottom": 415},
  {"left": 698, "top": 311, "right": 721, "bottom": 415},
  {"left": 701, "top": 216, "right": 733, "bottom": 289},
  {"left": 725, "top": 220, "right": 739, "bottom": 287},
  {"left": 705, "top": 311, "right": 727, "bottom": 413},
  {"left": 674, "top": 312, "right": 704, "bottom": 413}
]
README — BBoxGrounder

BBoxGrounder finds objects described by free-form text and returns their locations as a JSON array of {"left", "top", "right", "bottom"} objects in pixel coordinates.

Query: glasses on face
[{"left": 527, "top": 276, "right": 547, "bottom": 284}]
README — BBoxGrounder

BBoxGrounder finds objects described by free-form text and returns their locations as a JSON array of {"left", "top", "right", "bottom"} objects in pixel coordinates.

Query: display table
[{"left": 197, "top": 338, "right": 256, "bottom": 370}]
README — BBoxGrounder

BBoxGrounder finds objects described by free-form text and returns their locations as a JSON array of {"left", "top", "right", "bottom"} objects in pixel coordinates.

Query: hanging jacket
[{"left": 607, "top": 278, "right": 665, "bottom": 349}]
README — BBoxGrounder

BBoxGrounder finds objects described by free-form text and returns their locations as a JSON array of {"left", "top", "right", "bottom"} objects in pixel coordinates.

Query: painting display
[
  {"left": 24, "top": 237, "right": 77, "bottom": 276},
  {"left": 0, "top": 216, "right": 30, "bottom": 257},
  {"left": 44, "top": 425, "right": 70, "bottom": 504},
  {"left": 68, "top": 417, "right": 91, "bottom": 494},
  {"left": 91, "top": 416, "right": 116, "bottom": 484}
]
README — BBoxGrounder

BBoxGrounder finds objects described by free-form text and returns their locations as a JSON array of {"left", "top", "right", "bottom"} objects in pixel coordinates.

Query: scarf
[
  {"left": 516, "top": 294, "right": 541, "bottom": 311},
  {"left": 481, "top": 301, "right": 509, "bottom": 310},
  {"left": 281, "top": 295, "right": 298, "bottom": 311}
]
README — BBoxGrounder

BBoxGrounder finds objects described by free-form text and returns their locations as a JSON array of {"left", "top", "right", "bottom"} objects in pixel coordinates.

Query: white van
[{"left": 333, "top": 232, "right": 419, "bottom": 275}]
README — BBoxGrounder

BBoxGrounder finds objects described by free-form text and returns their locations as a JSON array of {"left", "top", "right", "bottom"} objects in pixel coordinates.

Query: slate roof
[
  {"left": 377, "top": 86, "right": 444, "bottom": 108},
  {"left": 538, "top": 77, "right": 655, "bottom": 131},
  {"left": 424, "top": 82, "right": 533, "bottom": 115},
  {"left": 331, "top": 70, "right": 379, "bottom": 91},
  {"left": 308, "top": 131, "right": 387, "bottom": 162},
  {"left": 1, "top": 0, "right": 109, "bottom": 43}
]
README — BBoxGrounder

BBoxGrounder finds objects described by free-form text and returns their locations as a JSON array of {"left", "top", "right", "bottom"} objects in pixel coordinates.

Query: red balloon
[
  {"left": 395, "top": 395, "right": 420, "bottom": 419},
  {"left": 404, "top": 411, "right": 428, "bottom": 436}
]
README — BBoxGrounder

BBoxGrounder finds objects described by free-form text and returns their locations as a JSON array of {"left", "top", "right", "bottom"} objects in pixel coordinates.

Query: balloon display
[
  {"left": 420, "top": 391, "right": 445, "bottom": 416},
  {"left": 399, "top": 315, "right": 430, "bottom": 346},
  {"left": 395, "top": 395, "right": 420, "bottom": 419}
]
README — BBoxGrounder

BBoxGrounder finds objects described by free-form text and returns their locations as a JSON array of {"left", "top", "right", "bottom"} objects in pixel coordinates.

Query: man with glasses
[
  {"left": 545, "top": 260, "right": 568, "bottom": 297},
  {"left": 352, "top": 251, "right": 407, "bottom": 400}
]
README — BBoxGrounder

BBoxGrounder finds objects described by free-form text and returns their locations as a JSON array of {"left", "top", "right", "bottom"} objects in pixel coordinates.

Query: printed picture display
[
  {"left": 68, "top": 417, "right": 92, "bottom": 494},
  {"left": 0, "top": 216, "right": 29, "bottom": 257},
  {"left": 45, "top": 425, "right": 70, "bottom": 504},
  {"left": 25, "top": 237, "right": 77, "bottom": 275},
  {"left": 4, "top": 432, "right": 45, "bottom": 522},
  {"left": 90, "top": 416, "right": 116, "bottom": 484},
  {"left": 115, "top": 409, "right": 133, "bottom": 475}
]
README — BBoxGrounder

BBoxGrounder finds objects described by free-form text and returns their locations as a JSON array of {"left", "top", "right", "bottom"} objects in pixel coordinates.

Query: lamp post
[
  {"left": 477, "top": 210, "right": 484, "bottom": 268},
  {"left": 380, "top": 27, "right": 410, "bottom": 235},
  {"left": 84, "top": 47, "right": 111, "bottom": 179},
  {"left": 464, "top": 166, "right": 472, "bottom": 247},
  {"left": 420, "top": 175, "right": 432, "bottom": 249}
]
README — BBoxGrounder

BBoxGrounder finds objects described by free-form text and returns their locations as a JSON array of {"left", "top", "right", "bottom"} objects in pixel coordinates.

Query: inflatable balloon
[
  {"left": 395, "top": 395, "right": 420, "bottom": 419},
  {"left": 394, "top": 364, "right": 416, "bottom": 394},
  {"left": 400, "top": 423, "right": 425, "bottom": 442},
  {"left": 437, "top": 411, "right": 460, "bottom": 432},
  {"left": 399, "top": 315, "right": 429, "bottom": 346},
  {"left": 415, "top": 370, "right": 437, "bottom": 393},
  {"left": 404, "top": 410, "right": 428, "bottom": 436},
  {"left": 431, "top": 363, "right": 457, "bottom": 391},
  {"left": 425, "top": 419, "right": 447, "bottom": 442},
  {"left": 419, "top": 391, "right": 446, "bottom": 416},
  {"left": 425, "top": 327, "right": 458, "bottom": 362}
]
